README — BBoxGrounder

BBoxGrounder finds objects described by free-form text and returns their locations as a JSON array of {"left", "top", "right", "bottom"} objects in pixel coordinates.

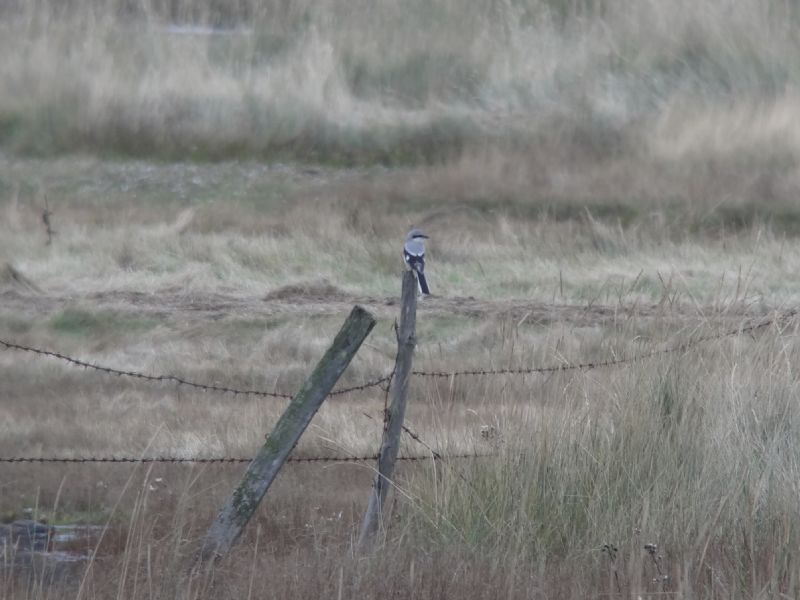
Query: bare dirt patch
[
  {"left": 0, "top": 285, "right": 772, "bottom": 331},
  {"left": 264, "top": 280, "right": 352, "bottom": 302}
]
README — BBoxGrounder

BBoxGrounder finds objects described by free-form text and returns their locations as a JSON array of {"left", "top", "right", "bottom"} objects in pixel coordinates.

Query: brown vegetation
[{"left": 3, "top": 0, "right": 800, "bottom": 597}]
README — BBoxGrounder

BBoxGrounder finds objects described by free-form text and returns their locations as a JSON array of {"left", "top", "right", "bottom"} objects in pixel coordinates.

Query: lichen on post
[
  {"left": 358, "top": 270, "right": 418, "bottom": 550},
  {"left": 198, "top": 305, "right": 377, "bottom": 563}
]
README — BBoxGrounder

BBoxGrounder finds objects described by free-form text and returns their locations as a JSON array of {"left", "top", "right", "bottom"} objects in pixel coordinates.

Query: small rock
[{"left": 0, "top": 520, "right": 54, "bottom": 552}]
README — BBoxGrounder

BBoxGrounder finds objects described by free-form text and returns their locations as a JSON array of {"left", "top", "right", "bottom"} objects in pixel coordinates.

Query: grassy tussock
[{"left": 416, "top": 339, "right": 800, "bottom": 595}]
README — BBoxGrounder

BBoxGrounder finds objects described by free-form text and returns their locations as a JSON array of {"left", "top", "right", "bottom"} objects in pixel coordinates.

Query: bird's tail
[{"left": 416, "top": 271, "right": 430, "bottom": 295}]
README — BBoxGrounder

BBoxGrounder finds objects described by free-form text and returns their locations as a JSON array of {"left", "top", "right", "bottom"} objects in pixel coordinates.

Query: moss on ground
[{"left": 49, "top": 309, "right": 158, "bottom": 338}]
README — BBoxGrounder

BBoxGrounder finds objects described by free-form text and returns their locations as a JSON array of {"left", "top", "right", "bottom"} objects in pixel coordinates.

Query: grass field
[{"left": 3, "top": 1, "right": 800, "bottom": 598}]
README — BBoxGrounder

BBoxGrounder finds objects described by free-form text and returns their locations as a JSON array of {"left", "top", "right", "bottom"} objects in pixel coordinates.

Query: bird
[{"left": 403, "top": 228, "right": 430, "bottom": 296}]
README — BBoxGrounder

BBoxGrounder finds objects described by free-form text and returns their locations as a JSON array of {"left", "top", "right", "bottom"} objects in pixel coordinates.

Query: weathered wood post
[
  {"left": 199, "top": 305, "right": 376, "bottom": 562},
  {"left": 358, "top": 270, "right": 417, "bottom": 550}
]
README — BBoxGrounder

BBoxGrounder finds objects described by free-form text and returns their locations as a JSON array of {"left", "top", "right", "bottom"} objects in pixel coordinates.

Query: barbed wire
[
  {"left": 361, "top": 410, "right": 445, "bottom": 461},
  {"left": 412, "top": 310, "right": 796, "bottom": 379},
  {"left": 0, "top": 403, "right": 477, "bottom": 466},
  {"left": 0, "top": 412, "right": 477, "bottom": 468},
  {"left": 362, "top": 410, "right": 491, "bottom": 489},
  {"left": 331, "top": 374, "right": 392, "bottom": 396},
  {"left": 4, "top": 312, "right": 791, "bottom": 473},
  {"left": 0, "top": 453, "right": 489, "bottom": 465},
  {"left": 0, "top": 338, "right": 390, "bottom": 399},
  {"left": 1, "top": 309, "right": 795, "bottom": 400}
]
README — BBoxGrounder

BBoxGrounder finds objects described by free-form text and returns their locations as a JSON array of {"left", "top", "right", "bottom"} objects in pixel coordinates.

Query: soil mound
[{"left": 264, "top": 280, "right": 349, "bottom": 302}]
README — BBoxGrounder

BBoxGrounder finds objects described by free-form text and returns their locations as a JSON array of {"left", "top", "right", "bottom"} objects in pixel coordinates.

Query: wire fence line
[
  {"left": 0, "top": 338, "right": 391, "bottom": 399},
  {"left": 0, "top": 415, "right": 482, "bottom": 466},
  {"left": 0, "top": 309, "right": 794, "bottom": 469},
  {"left": 1, "top": 309, "right": 794, "bottom": 395},
  {"left": 413, "top": 309, "right": 795, "bottom": 379},
  {"left": 0, "top": 405, "right": 478, "bottom": 466},
  {"left": 0, "top": 453, "right": 490, "bottom": 465}
]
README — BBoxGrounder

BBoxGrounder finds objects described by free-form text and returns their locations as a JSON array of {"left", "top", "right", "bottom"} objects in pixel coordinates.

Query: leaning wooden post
[
  {"left": 199, "top": 305, "right": 376, "bottom": 563},
  {"left": 358, "top": 270, "right": 417, "bottom": 550}
]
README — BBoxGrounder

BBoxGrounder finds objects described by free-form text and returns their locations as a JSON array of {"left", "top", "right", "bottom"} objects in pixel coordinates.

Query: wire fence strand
[
  {"left": 0, "top": 453, "right": 489, "bottom": 465},
  {"left": 412, "top": 310, "right": 795, "bottom": 379},
  {"left": 2, "top": 311, "right": 793, "bottom": 398},
  {"left": 1, "top": 309, "right": 796, "bottom": 469},
  {"left": 0, "top": 338, "right": 390, "bottom": 399}
]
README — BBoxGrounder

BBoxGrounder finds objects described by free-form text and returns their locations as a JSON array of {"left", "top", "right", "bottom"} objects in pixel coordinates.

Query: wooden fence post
[
  {"left": 199, "top": 305, "right": 376, "bottom": 563},
  {"left": 358, "top": 270, "right": 417, "bottom": 550}
]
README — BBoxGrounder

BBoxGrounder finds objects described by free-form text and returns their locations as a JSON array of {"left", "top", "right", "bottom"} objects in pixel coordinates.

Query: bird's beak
[{"left": 419, "top": 234, "right": 429, "bottom": 239}]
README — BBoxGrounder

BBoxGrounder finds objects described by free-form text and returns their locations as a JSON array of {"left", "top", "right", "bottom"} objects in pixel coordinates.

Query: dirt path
[{"left": 0, "top": 286, "right": 771, "bottom": 328}]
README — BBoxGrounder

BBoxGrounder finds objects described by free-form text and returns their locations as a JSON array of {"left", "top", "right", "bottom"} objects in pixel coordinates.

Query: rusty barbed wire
[
  {"left": 411, "top": 310, "right": 795, "bottom": 379},
  {"left": 0, "top": 338, "right": 390, "bottom": 399},
  {"left": 3, "top": 312, "right": 790, "bottom": 473},
  {"left": 330, "top": 374, "right": 393, "bottom": 396},
  {"left": 0, "top": 453, "right": 489, "bottom": 465},
  {"left": 362, "top": 410, "right": 490, "bottom": 488},
  {"left": 2, "top": 310, "right": 795, "bottom": 400},
  {"left": 361, "top": 410, "right": 445, "bottom": 461}
]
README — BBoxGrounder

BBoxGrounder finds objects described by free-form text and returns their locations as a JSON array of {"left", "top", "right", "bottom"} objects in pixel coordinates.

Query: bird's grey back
[{"left": 405, "top": 237, "right": 425, "bottom": 256}]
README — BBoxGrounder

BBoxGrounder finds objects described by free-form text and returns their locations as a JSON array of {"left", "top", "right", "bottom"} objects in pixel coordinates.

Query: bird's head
[{"left": 406, "top": 228, "right": 429, "bottom": 241}]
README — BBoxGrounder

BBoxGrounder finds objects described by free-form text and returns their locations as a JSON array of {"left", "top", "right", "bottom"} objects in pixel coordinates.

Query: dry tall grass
[
  {"left": 2, "top": 143, "right": 800, "bottom": 600},
  {"left": 2, "top": 0, "right": 800, "bottom": 182},
  {"left": 3, "top": 176, "right": 800, "bottom": 598},
  {"left": 3, "top": 316, "right": 800, "bottom": 598},
  {"left": 3, "top": 1, "right": 800, "bottom": 597}
]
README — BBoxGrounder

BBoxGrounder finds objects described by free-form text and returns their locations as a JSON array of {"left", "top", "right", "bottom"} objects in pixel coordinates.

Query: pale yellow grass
[
  {"left": 3, "top": 158, "right": 800, "bottom": 600},
  {"left": 3, "top": 309, "right": 799, "bottom": 598},
  {"left": 3, "top": 0, "right": 800, "bottom": 176},
  {"left": 2, "top": 157, "right": 799, "bottom": 309}
]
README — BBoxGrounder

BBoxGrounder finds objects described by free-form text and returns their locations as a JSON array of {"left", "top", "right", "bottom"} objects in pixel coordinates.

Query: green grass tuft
[{"left": 49, "top": 309, "right": 158, "bottom": 338}]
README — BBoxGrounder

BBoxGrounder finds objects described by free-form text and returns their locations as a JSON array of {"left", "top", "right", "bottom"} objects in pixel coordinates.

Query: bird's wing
[{"left": 403, "top": 250, "right": 424, "bottom": 273}]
